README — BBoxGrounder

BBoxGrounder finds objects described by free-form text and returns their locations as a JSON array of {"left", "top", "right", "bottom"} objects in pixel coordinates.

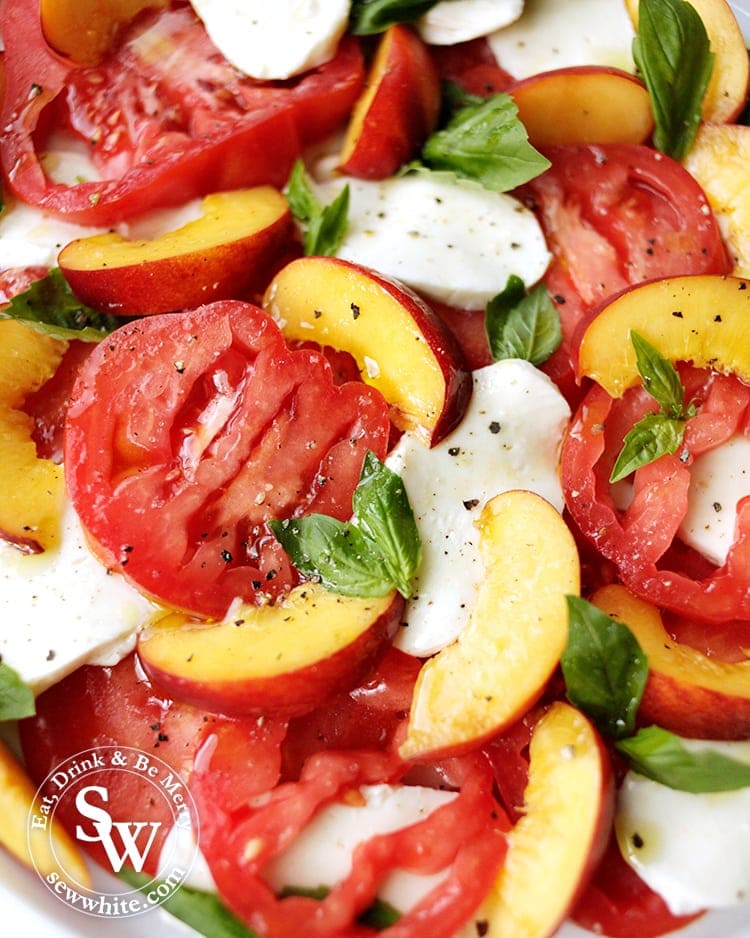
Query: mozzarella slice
[
  {"left": 0, "top": 501, "right": 156, "bottom": 694},
  {"left": 0, "top": 198, "right": 105, "bottom": 270},
  {"left": 263, "top": 783, "right": 456, "bottom": 911},
  {"left": 616, "top": 739, "right": 750, "bottom": 915},
  {"left": 323, "top": 173, "right": 550, "bottom": 309},
  {"left": 488, "top": 0, "right": 635, "bottom": 80},
  {"left": 678, "top": 433, "right": 750, "bottom": 568},
  {"left": 187, "top": 0, "right": 349, "bottom": 80},
  {"left": 417, "top": 0, "right": 524, "bottom": 46},
  {"left": 386, "top": 359, "right": 570, "bottom": 657}
]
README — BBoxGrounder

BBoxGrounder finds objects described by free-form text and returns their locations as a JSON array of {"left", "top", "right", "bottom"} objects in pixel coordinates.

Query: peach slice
[
  {"left": 508, "top": 66, "right": 654, "bottom": 147},
  {"left": 263, "top": 256, "right": 471, "bottom": 444},
  {"left": 338, "top": 24, "right": 441, "bottom": 179},
  {"left": 683, "top": 122, "right": 750, "bottom": 278},
  {"left": 399, "top": 490, "right": 579, "bottom": 761},
  {"left": 58, "top": 187, "right": 294, "bottom": 317},
  {"left": 0, "top": 738, "right": 91, "bottom": 888},
  {"left": 137, "top": 584, "right": 404, "bottom": 716},
  {"left": 624, "top": 0, "right": 749, "bottom": 123},
  {"left": 41, "top": 0, "right": 169, "bottom": 66},
  {"left": 592, "top": 584, "right": 750, "bottom": 739},
  {"left": 0, "top": 321, "right": 66, "bottom": 552},
  {"left": 473, "top": 702, "right": 614, "bottom": 937},
  {"left": 577, "top": 274, "right": 750, "bottom": 398}
]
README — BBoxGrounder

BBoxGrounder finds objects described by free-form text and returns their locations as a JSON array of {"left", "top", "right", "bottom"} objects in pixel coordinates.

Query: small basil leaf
[
  {"left": 632, "top": 0, "right": 714, "bottom": 160},
  {"left": 269, "top": 515, "right": 394, "bottom": 597},
  {"left": 609, "top": 412, "right": 685, "bottom": 483},
  {"left": 2, "top": 268, "right": 124, "bottom": 342},
  {"left": 616, "top": 726, "right": 750, "bottom": 792},
  {"left": 349, "top": 0, "right": 439, "bottom": 34},
  {"left": 561, "top": 596, "right": 648, "bottom": 739},
  {"left": 118, "top": 868, "right": 258, "bottom": 938},
  {"left": 421, "top": 93, "right": 551, "bottom": 192},
  {"left": 485, "top": 275, "right": 562, "bottom": 366},
  {"left": 0, "top": 661, "right": 35, "bottom": 721},
  {"left": 285, "top": 160, "right": 349, "bottom": 257},
  {"left": 353, "top": 451, "right": 422, "bottom": 598},
  {"left": 630, "top": 331, "right": 685, "bottom": 417}
]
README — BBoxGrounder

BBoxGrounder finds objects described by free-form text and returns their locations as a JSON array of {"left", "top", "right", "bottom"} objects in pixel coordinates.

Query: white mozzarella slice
[
  {"left": 616, "top": 739, "right": 750, "bottom": 915},
  {"left": 0, "top": 198, "right": 105, "bottom": 269},
  {"left": 158, "top": 817, "right": 216, "bottom": 893},
  {"left": 0, "top": 500, "right": 156, "bottom": 694},
  {"left": 187, "top": 0, "right": 349, "bottom": 80},
  {"left": 488, "top": 0, "right": 635, "bottom": 80},
  {"left": 324, "top": 173, "right": 550, "bottom": 309},
  {"left": 678, "top": 433, "right": 750, "bottom": 568},
  {"left": 417, "top": 0, "right": 524, "bottom": 46},
  {"left": 263, "top": 783, "right": 457, "bottom": 911},
  {"left": 386, "top": 359, "right": 570, "bottom": 657}
]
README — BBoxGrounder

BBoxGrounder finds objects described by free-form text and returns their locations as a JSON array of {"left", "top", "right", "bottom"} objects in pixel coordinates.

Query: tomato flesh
[{"left": 64, "top": 302, "right": 391, "bottom": 618}]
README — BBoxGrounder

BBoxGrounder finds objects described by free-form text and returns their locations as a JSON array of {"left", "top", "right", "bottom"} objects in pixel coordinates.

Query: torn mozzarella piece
[
  {"left": 417, "top": 0, "right": 524, "bottom": 45},
  {"left": 386, "top": 359, "right": 570, "bottom": 657}
]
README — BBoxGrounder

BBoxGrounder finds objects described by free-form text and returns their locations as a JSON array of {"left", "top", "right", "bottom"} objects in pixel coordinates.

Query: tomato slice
[
  {"left": 520, "top": 144, "right": 731, "bottom": 404},
  {"left": 0, "top": 1, "right": 364, "bottom": 225},
  {"left": 562, "top": 366, "right": 750, "bottom": 624},
  {"left": 64, "top": 301, "right": 391, "bottom": 618}
]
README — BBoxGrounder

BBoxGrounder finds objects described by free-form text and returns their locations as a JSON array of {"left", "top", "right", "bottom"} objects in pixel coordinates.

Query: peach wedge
[
  {"left": 578, "top": 274, "right": 750, "bottom": 397},
  {"left": 263, "top": 256, "right": 471, "bottom": 444},
  {"left": 399, "top": 490, "right": 579, "bottom": 761},
  {"left": 59, "top": 187, "right": 294, "bottom": 317},
  {"left": 137, "top": 584, "right": 404, "bottom": 716},
  {"left": 592, "top": 584, "right": 750, "bottom": 739}
]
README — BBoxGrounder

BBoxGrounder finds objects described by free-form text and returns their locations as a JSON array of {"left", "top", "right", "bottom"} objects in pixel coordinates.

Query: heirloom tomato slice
[
  {"left": 521, "top": 144, "right": 731, "bottom": 404},
  {"left": 64, "top": 301, "right": 390, "bottom": 619}
]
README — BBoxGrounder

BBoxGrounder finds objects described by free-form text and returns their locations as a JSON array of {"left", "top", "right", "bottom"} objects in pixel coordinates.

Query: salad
[{"left": 1, "top": 0, "right": 750, "bottom": 936}]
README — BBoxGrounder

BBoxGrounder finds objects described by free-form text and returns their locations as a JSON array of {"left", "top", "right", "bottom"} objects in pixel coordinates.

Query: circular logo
[{"left": 27, "top": 745, "right": 199, "bottom": 919}]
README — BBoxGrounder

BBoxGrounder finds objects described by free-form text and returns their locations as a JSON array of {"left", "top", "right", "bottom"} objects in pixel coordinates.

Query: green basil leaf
[
  {"left": 631, "top": 330, "right": 685, "bottom": 417},
  {"left": 268, "top": 515, "right": 394, "bottom": 597},
  {"left": 609, "top": 412, "right": 686, "bottom": 483},
  {"left": 0, "top": 661, "right": 35, "bottom": 721},
  {"left": 349, "top": 0, "right": 439, "bottom": 34},
  {"left": 285, "top": 159, "right": 349, "bottom": 257},
  {"left": 118, "top": 868, "right": 258, "bottom": 938},
  {"left": 352, "top": 451, "right": 422, "bottom": 598},
  {"left": 561, "top": 596, "right": 648, "bottom": 739},
  {"left": 421, "top": 93, "right": 551, "bottom": 192},
  {"left": 2, "top": 268, "right": 124, "bottom": 342},
  {"left": 485, "top": 275, "right": 562, "bottom": 366},
  {"left": 616, "top": 726, "right": 750, "bottom": 792},
  {"left": 632, "top": 0, "right": 714, "bottom": 160}
]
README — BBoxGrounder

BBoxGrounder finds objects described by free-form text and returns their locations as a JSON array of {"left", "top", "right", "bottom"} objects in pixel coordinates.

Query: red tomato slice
[
  {"left": 0, "top": 1, "right": 364, "bottom": 225},
  {"left": 64, "top": 301, "right": 391, "bottom": 618},
  {"left": 562, "top": 366, "right": 750, "bottom": 624},
  {"left": 520, "top": 144, "right": 731, "bottom": 404},
  {"left": 18, "top": 654, "right": 287, "bottom": 875}
]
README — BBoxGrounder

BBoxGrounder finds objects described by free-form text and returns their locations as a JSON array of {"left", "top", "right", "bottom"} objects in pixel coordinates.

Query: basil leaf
[
  {"left": 561, "top": 596, "right": 648, "bottom": 739},
  {"left": 269, "top": 515, "right": 392, "bottom": 597},
  {"left": 485, "top": 274, "right": 562, "bottom": 366},
  {"left": 352, "top": 451, "right": 422, "bottom": 598},
  {"left": 632, "top": 0, "right": 714, "bottom": 160},
  {"left": 421, "top": 93, "right": 551, "bottom": 192},
  {"left": 630, "top": 331, "right": 685, "bottom": 417},
  {"left": 270, "top": 454, "right": 421, "bottom": 598},
  {"left": 349, "top": 0, "right": 439, "bottom": 34},
  {"left": 609, "top": 412, "right": 685, "bottom": 483},
  {"left": 0, "top": 661, "right": 35, "bottom": 721},
  {"left": 2, "top": 268, "right": 124, "bottom": 342},
  {"left": 616, "top": 726, "right": 750, "bottom": 792},
  {"left": 285, "top": 159, "right": 349, "bottom": 257},
  {"left": 118, "top": 868, "right": 258, "bottom": 938}
]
